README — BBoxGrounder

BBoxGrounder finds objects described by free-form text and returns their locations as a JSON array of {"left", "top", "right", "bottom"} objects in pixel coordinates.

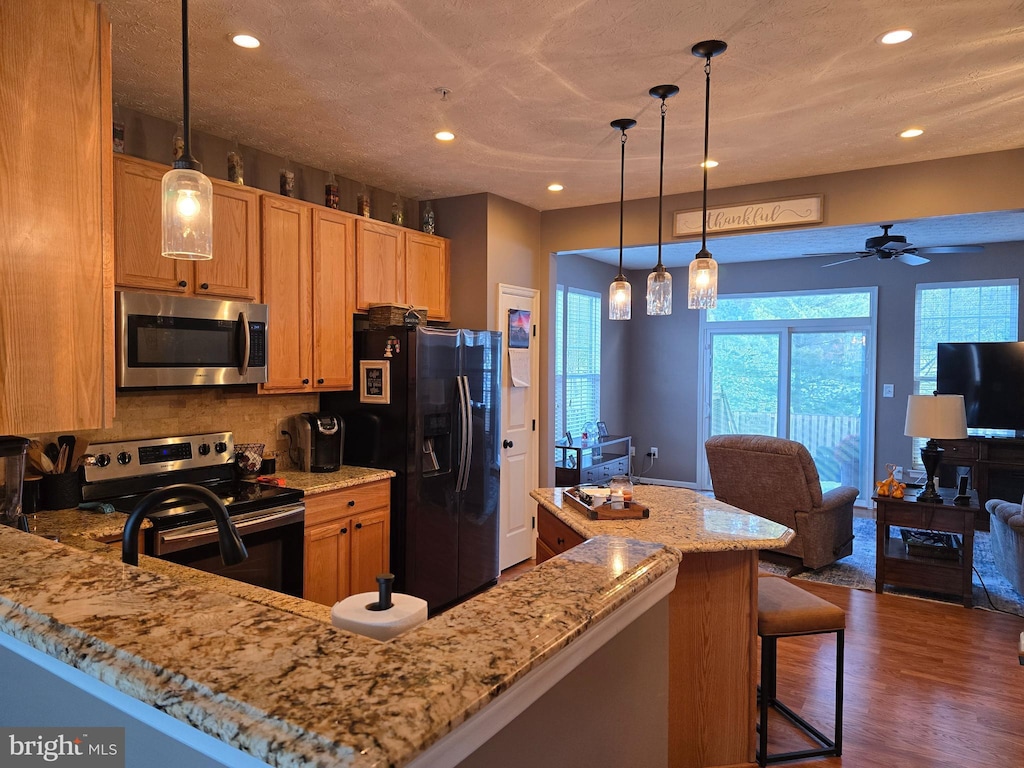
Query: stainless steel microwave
[{"left": 116, "top": 291, "right": 268, "bottom": 388}]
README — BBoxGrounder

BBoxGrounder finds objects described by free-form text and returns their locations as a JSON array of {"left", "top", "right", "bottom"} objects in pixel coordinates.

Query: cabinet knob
[
  {"left": 302, "top": 378, "right": 309, "bottom": 385},
  {"left": 317, "top": 378, "right": 325, "bottom": 385},
  {"left": 503, "top": 439, "right": 514, "bottom": 449},
  {"left": 178, "top": 280, "right": 188, "bottom": 288},
  {"left": 355, "top": 522, "right": 363, "bottom": 530},
  {"left": 347, "top": 500, "right": 355, "bottom": 507},
  {"left": 557, "top": 537, "right": 565, "bottom": 546},
  {"left": 340, "top": 527, "right": 348, "bottom": 534},
  {"left": 200, "top": 282, "right": 209, "bottom": 290}
]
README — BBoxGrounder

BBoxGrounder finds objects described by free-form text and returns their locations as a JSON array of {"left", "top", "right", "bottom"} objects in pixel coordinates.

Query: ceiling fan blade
[
  {"left": 898, "top": 253, "right": 930, "bottom": 266},
  {"left": 879, "top": 242, "right": 914, "bottom": 253},
  {"left": 804, "top": 250, "right": 870, "bottom": 258},
  {"left": 821, "top": 256, "right": 868, "bottom": 268},
  {"left": 914, "top": 245, "right": 985, "bottom": 254}
]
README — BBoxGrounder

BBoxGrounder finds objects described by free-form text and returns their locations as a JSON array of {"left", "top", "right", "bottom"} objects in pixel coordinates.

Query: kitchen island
[
  {"left": 531, "top": 485, "right": 794, "bottom": 768},
  {"left": 0, "top": 516, "right": 679, "bottom": 767}
]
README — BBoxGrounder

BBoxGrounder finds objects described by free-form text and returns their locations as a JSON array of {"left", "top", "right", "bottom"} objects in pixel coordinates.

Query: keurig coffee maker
[{"left": 293, "top": 413, "right": 344, "bottom": 472}]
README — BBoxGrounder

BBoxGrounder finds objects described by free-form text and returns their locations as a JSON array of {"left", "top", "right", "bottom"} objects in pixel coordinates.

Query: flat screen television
[{"left": 936, "top": 341, "right": 1024, "bottom": 431}]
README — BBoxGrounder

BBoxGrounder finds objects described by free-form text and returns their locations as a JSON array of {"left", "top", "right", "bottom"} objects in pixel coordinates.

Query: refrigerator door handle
[
  {"left": 456, "top": 375, "right": 470, "bottom": 493},
  {"left": 461, "top": 375, "right": 474, "bottom": 492}
]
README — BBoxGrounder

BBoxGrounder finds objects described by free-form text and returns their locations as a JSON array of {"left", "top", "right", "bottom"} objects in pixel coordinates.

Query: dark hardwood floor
[{"left": 498, "top": 561, "right": 1024, "bottom": 766}]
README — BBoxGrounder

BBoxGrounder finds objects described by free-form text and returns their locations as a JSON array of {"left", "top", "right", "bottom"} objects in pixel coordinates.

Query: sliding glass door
[{"left": 701, "top": 290, "right": 876, "bottom": 500}]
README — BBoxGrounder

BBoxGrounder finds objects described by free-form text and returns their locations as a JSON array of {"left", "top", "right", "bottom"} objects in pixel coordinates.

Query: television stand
[{"left": 935, "top": 436, "right": 1024, "bottom": 531}]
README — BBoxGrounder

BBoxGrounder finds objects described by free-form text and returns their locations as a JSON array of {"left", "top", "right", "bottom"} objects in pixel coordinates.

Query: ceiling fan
[{"left": 808, "top": 224, "right": 985, "bottom": 267}]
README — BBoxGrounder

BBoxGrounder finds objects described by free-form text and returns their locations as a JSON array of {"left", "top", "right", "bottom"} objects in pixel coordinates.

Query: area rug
[{"left": 758, "top": 516, "right": 1024, "bottom": 617}]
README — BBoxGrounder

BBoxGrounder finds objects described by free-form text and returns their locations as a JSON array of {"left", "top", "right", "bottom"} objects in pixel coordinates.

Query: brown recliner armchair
[{"left": 705, "top": 434, "right": 857, "bottom": 570}]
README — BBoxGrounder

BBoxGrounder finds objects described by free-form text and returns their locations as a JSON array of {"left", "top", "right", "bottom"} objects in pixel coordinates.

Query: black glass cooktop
[{"left": 109, "top": 480, "right": 303, "bottom": 529}]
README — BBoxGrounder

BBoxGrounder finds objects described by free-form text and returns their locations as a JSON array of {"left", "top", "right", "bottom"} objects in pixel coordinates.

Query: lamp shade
[
  {"left": 162, "top": 167, "right": 213, "bottom": 260},
  {"left": 904, "top": 394, "right": 968, "bottom": 439}
]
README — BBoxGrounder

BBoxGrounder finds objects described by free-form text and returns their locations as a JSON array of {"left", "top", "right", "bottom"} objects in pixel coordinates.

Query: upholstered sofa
[
  {"left": 705, "top": 434, "right": 858, "bottom": 570},
  {"left": 985, "top": 497, "right": 1024, "bottom": 595}
]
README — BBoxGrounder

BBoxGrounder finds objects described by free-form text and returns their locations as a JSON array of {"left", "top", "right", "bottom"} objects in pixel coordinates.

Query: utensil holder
[{"left": 40, "top": 473, "right": 81, "bottom": 511}]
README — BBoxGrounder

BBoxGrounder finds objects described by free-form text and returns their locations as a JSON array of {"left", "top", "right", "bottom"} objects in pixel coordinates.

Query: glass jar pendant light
[
  {"left": 162, "top": 0, "right": 213, "bottom": 260},
  {"left": 687, "top": 40, "right": 727, "bottom": 309},
  {"left": 646, "top": 85, "right": 679, "bottom": 315},
  {"left": 609, "top": 118, "right": 636, "bottom": 320}
]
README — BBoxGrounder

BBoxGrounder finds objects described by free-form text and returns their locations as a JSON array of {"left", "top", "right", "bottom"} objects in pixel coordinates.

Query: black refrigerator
[{"left": 322, "top": 325, "right": 502, "bottom": 612}]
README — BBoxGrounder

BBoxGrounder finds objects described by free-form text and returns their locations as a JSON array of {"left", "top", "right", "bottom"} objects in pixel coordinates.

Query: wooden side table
[{"left": 873, "top": 488, "right": 978, "bottom": 607}]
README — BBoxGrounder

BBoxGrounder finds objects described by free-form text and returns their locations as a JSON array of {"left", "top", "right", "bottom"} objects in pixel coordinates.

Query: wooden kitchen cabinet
[
  {"left": 355, "top": 219, "right": 450, "bottom": 321},
  {"left": 405, "top": 231, "right": 451, "bottom": 321},
  {"left": 535, "top": 506, "right": 585, "bottom": 564},
  {"left": 260, "top": 194, "right": 356, "bottom": 392},
  {"left": 113, "top": 155, "right": 260, "bottom": 300},
  {"left": 0, "top": 0, "right": 115, "bottom": 433},
  {"left": 303, "top": 480, "right": 391, "bottom": 606}
]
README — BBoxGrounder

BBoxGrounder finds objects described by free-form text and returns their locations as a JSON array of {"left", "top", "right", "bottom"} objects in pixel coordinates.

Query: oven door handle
[
  {"left": 237, "top": 310, "right": 251, "bottom": 376},
  {"left": 158, "top": 505, "right": 304, "bottom": 545}
]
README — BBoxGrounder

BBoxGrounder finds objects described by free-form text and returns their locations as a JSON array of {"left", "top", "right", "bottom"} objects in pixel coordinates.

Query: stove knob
[
  {"left": 117, "top": 451, "right": 132, "bottom": 466},
  {"left": 95, "top": 453, "right": 111, "bottom": 468},
  {"left": 198, "top": 443, "right": 211, "bottom": 456},
  {"left": 214, "top": 441, "right": 228, "bottom": 454}
]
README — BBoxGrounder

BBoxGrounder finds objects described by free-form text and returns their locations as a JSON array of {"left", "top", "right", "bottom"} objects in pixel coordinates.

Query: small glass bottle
[
  {"left": 422, "top": 201, "right": 435, "bottom": 234},
  {"left": 391, "top": 194, "right": 404, "bottom": 226},
  {"left": 357, "top": 186, "right": 371, "bottom": 217},
  {"left": 325, "top": 173, "right": 339, "bottom": 209},
  {"left": 227, "top": 150, "right": 244, "bottom": 185}
]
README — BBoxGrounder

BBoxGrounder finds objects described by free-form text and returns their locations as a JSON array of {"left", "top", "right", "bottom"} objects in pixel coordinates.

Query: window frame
[{"left": 554, "top": 284, "right": 602, "bottom": 442}]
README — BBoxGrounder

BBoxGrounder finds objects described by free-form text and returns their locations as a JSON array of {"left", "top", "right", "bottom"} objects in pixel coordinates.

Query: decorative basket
[
  {"left": 368, "top": 303, "right": 427, "bottom": 330},
  {"left": 235, "top": 443, "right": 265, "bottom": 477}
]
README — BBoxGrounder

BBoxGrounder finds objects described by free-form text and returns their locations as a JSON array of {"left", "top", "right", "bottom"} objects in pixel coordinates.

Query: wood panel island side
[{"left": 531, "top": 485, "right": 794, "bottom": 768}]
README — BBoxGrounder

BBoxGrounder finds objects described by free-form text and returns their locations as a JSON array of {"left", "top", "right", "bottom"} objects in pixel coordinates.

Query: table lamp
[{"left": 904, "top": 394, "right": 968, "bottom": 503}]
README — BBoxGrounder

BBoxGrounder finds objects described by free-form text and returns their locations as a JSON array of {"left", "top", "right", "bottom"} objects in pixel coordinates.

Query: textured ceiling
[{"left": 103, "top": 0, "right": 1024, "bottom": 213}]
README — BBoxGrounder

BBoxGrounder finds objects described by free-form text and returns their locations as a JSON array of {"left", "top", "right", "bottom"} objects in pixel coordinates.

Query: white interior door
[{"left": 497, "top": 284, "right": 539, "bottom": 569}]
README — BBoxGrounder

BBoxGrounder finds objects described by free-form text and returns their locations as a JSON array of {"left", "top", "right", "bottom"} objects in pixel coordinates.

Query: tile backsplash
[{"left": 37, "top": 388, "right": 319, "bottom": 470}]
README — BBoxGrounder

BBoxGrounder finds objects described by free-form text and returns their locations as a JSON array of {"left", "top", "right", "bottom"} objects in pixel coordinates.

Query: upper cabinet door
[
  {"left": 0, "top": 0, "right": 114, "bottom": 433},
  {"left": 261, "top": 195, "right": 311, "bottom": 391},
  {"left": 405, "top": 231, "right": 451, "bottom": 321},
  {"left": 312, "top": 209, "right": 356, "bottom": 390},
  {"left": 355, "top": 220, "right": 405, "bottom": 310},
  {"left": 194, "top": 180, "right": 260, "bottom": 300},
  {"left": 114, "top": 155, "right": 189, "bottom": 292}
]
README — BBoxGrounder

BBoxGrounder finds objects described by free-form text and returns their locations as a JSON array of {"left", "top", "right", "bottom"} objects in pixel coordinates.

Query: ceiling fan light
[
  {"left": 687, "top": 253, "right": 718, "bottom": 309},
  {"left": 646, "top": 266, "right": 672, "bottom": 316}
]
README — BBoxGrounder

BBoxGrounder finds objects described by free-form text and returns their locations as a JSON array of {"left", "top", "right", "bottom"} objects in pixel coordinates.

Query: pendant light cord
[
  {"left": 700, "top": 56, "right": 712, "bottom": 254},
  {"left": 656, "top": 98, "right": 667, "bottom": 268},
  {"left": 618, "top": 130, "right": 628, "bottom": 279},
  {"left": 180, "top": 0, "right": 194, "bottom": 163}
]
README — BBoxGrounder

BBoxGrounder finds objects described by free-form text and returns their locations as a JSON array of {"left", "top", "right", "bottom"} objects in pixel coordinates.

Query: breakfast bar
[{"left": 531, "top": 485, "right": 794, "bottom": 768}]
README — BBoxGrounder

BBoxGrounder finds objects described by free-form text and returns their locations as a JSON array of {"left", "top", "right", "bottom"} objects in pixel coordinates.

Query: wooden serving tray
[{"left": 563, "top": 487, "right": 650, "bottom": 520}]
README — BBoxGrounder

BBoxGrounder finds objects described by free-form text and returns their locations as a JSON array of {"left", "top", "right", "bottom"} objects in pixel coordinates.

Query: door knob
[{"left": 503, "top": 439, "right": 514, "bottom": 449}]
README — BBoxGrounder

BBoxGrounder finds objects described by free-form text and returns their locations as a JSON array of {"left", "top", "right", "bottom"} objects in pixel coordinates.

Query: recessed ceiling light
[
  {"left": 701, "top": 160, "right": 719, "bottom": 168},
  {"left": 880, "top": 29, "right": 913, "bottom": 45},
  {"left": 434, "top": 130, "right": 455, "bottom": 142},
  {"left": 231, "top": 34, "right": 260, "bottom": 49},
  {"left": 900, "top": 128, "right": 924, "bottom": 138},
  {"left": 547, "top": 183, "right": 564, "bottom": 192}
]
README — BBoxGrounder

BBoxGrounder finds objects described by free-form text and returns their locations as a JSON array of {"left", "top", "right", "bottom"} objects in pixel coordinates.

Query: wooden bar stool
[{"left": 757, "top": 576, "right": 845, "bottom": 766}]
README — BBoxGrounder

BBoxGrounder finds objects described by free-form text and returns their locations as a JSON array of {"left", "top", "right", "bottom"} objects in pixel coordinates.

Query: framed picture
[
  {"left": 359, "top": 360, "right": 391, "bottom": 404},
  {"left": 564, "top": 430, "right": 573, "bottom": 446},
  {"left": 597, "top": 421, "right": 609, "bottom": 438}
]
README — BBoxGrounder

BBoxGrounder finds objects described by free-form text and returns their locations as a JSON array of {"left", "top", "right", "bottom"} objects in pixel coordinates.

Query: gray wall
[{"left": 627, "top": 241, "right": 1024, "bottom": 485}]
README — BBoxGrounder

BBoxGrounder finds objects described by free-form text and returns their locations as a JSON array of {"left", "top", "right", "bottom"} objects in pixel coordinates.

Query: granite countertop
[
  {"left": 273, "top": 466, "right": 395, "bottom": 494},
  {"left": 0, "top": 525, "right": 678, "bottom": 767},
  {"left": 531, "top": 485, "right": 794, "bottom": 553}
]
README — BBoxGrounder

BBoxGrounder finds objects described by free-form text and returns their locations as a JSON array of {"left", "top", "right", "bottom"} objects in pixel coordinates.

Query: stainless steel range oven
[{"left": 82, "top": 432, "right": 304, "bottom": 597}]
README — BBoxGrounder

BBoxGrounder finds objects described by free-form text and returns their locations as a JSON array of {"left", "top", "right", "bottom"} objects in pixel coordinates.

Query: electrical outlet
[
  {"left": 649, "top": 447, "right": 659, "bottom": 459},
  {"left": 629, "top": 446, "right": 636, "bottom": 456}
]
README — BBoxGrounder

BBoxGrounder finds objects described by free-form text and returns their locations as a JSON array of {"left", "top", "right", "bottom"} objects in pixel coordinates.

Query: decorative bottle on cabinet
[{"left": 422, "top": 201, "right": 435, "bottom": 234}]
